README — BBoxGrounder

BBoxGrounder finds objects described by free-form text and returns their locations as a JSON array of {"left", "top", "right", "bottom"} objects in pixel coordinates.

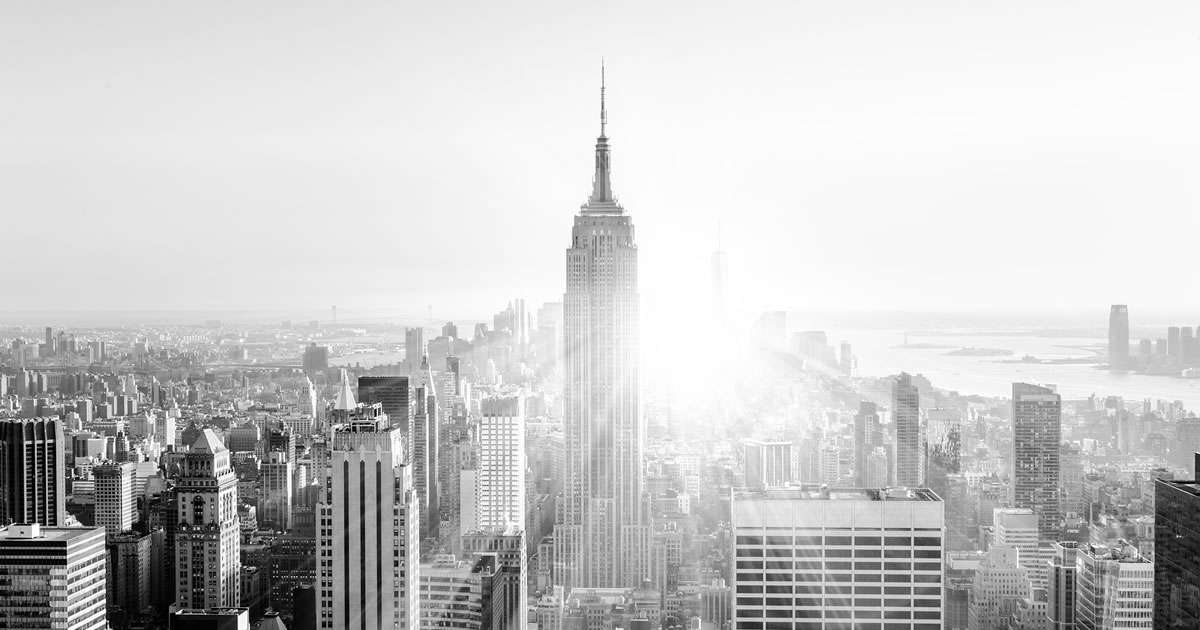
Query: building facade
[
  {"left": 0, "top": 417, "right": 66, "bottom": 527},
  {"left": 731, "top": 487, "right": 944, "bottom": 629},
  {"left": 1011, "top": 383, "right": 1061, "bottom": 539},
  {"left": 94, "top": 461, "right": 136, "bottom": 536},
  {"left": 175, "top": 429, "right": 241, "bottom": 610},
  {"left": 1154, "top": 479, "right": 1200, "bottom": 628},
  {"left": 556, "top": 74, "right": 650, "bottom": 589},
  {"left": 893, "top": 373, "right": 924, "bottom": 488},
  {"left": 0, "top": 524, "right": 107, "bottom": 630}
]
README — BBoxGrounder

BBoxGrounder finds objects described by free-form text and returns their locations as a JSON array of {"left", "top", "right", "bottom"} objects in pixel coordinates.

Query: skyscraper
[
  {"left": 317, "top": 403, "right": 419, "bottom": 630},
  {"left": 412, "top": 385, "right": 439, "bottom": 537},
  {"left": 731, "top": 487, "right": 944, "bottom": 628},
  {"left": 1074, "top": 542, "right": 1152, "bottom": 629},
  {"left": 1012, "top": 383, "right": 1061, "bottom": 539},
  {"left": 1046, "top": 541, "right": 1078, "bottom": 630},
  {"left": 94, "top": 462, "right": 136, "bottom": 536},
  {"left": 557, "top": 70, "right": 649, "bottom": 589},
  {"left": 477, "top": 394, "right": 526, "bottom": 530},
  {"left": 174, "top": 429, "right": 241, "bottom": 610},
  {"left": 0, "top": 417, "right": 66, "bottom": 527},
  {"left": 405, "top": 327, "right": 425, "bottom": 373},
  {"left": 893, "top": 372, "right": 924, "bottom": 487},
  {"left": 853, "top": 401, "right": 880, "bottom": 487},
  {"left": 1108, "top": 305, "right": 1129, "bottom": 369},
  {"left": 357, "top": 376, "right": 412, "bottom": 442},
  {"left": 0, "top": 524, "right": 107, "bottom": 630}
]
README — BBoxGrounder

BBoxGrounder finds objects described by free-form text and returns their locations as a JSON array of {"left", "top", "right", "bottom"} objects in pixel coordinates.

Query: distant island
[{"left": 944, "top": 347, "right": 1014, "bottom": 357}]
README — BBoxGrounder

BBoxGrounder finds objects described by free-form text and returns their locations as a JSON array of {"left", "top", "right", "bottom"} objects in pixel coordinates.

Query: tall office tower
[
  {"left": 108, "top": 531, "right": 152, "bottom": 624},
  {"left": 556, "top": 72, "right": 650, "bottom": 589},
  {"left": 893, "top": 372, "right": 924, "bottom": 487},
  {"left": 1011, "top": 383, "right": 1062, "bottom": 539},
  {"left": 1046, "top": 541, "right": 1078, "bottom": 630},
  {"left": 865, "top": 447, "right": 889, "bottom": 488},
  {"left": 853, "top": 402, "right": 880, "bottom": 486},
  {"left": 0, "top": 524, "right": 107, "bottom": 630},
  {"left": 260, "top": 450, "right": 294, "bottom": 531},
  {"left": 477, "top": 394, "right": 526, "bottom": 530},
  {"left": 405, "top": 327, "right": 425, "bottom": 372},
  {"left": 993, "top": 508, "right": 1044, "bottom": 589},
  {"left": 1168, "top": 326, "right": 1182, "bottom": 359},
  {"left": 94, "top": 462, "right": 136, "bottom": 536},
  {"left": 1075, "top": 542, "right": 1152, "bottom": 629},
  {"left": 269, "top": 534, "right": 316, "bottom": 622},
  {"left": 839, "top": 340, "right": 853, "bottom": 374},
  {"left": 358, "top": 376, "right": 412, "bottom": 436},
  {"left": 302, "top": 343, "right": 329, "bottom": 374},
  {"left": 741, "top": 439, "right": 793, "bottom": 489},
  {"left": 412, "top": 385, "right": 439, "bottom": 537},
  {"left": 1154, "top": 479, "right": 1200, "bottom": 627},
  {"left": 1060, "top": 443, "right": 1084, "bottom": 518},
  {"left": 1108, "top": 305, "right": 1129, "bottom": 369},
  {"left": 0, "top": 417, "right": 66, "bottom": 526},
  {"left": 1184, "top": 327, "right": 1196, "bottom": 366},
  {"left": 317, "top": 406, "right": 419, "bottom": 630},
  {"left": 463, "top": 529, "right": 528, "bottom": 630},
  {"left": 731, "top": 487, "right": 944, "bottom": 628},
  {"left": 174, "top": 430, "right": 241, "bottom": 610},
  {"left": 968, "top": 545, "right": 1032, "bottom": 630}
]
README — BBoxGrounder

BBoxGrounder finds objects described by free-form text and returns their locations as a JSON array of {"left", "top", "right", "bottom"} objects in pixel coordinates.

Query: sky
[{"left": 3, "top": 1, "right": 1199, "bottom": 326}]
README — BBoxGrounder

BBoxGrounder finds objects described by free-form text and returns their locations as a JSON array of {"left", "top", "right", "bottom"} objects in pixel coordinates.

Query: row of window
[
  {"left": 737, "top": 561, "right": 940, "bottom": 571},
  {"left": 737, "top": 584, "right": 941, "bottom": 596},
  {"left": 737, "top": 574, "right": 941, "bottom": 585},
  {"left": 737, "top": 621, "right": 941, "bottom": 630},
  {"left": 736, "top": 536, "right": 941, "bottom": 546},
  {"left": 736, "top": 596, "right": 941, "bottom": 609},
  {"left": 738, "top": 547, "right": 941, "bottom": 558},
  {"left": 740, "top": 607, "right": 942, "bottom": 618}
]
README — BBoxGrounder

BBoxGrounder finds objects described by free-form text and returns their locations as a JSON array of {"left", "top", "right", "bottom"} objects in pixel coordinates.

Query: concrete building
[
  {"left": 412, "top": 385, "right": 439, "bottom": 538},
  {"left": 968, "top": 545, "right": 1031, "bottom": 630},
  {"left": 731, "top": 487, "right": 944, "bottom": 628},
  {"left": 175, "top": 429, "right": 241, "bottom": 610},
  {"left": 0, "top": 524, "right": 107, "bottom": 630},
  {"left": 94, "top": 461, "right": 136, "bottom": 536},
  {"left": 107, "top": 530, "right": 152, "bottom": 622},
  {"left": 742, "top": 439, "right": 793, "bottom": 489},
  {"left": 1046, "top": 541, "right": 1078, "bottom": 630},
  {"left": 993, "top": 508, "right": 1043, "bottom": 589},
  {"left": 317, "top": 398, "right": 419, "bottom": 630},
  {"left": 853, "top": 402, "right": 880, "bottom": 487}
]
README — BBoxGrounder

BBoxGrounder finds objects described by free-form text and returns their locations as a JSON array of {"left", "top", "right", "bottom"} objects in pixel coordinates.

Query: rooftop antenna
[{"left": 600, "top": 59, "right": 607, "bottom": 137}]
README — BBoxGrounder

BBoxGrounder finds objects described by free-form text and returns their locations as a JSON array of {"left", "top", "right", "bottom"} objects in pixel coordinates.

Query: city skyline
[{"left": 4, "top": 2, "right": 1200, "bottom": 319}]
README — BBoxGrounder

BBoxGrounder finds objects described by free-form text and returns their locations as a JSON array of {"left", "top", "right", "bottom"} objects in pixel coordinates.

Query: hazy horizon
[{"left": 4, "top": 0, "right": 1199, "bottom": 321}]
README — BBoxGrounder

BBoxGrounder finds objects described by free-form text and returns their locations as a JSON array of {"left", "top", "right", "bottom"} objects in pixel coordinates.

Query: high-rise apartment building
[
  {"left": 1012, "top": 382, "right": 1061, "bottom": 539},
  {"left": 302, "top": 343, "right": 329, "bottom": 374},
  {"left": 1075, "top": 542, "right": 1151, "bottom": 630},
  {"left": 731, "top": 487, "right": 944, "bottom": 628},
  {"left": 742, "top": 439, "right": 793, "bottom": 489},
  {"left": 0, "top": 524, "right": 107, "bottom": 630},
  {"left": 477, "top": 394, "right": 526, "bottom": 530},
  {"left": 94, "top": 461, "right": 136, "bottom": 536},
  {"left": 108, "top": 530, "right": 153, "bottom": 621},
  {"left": 1154, "top": 479, "right": 1200, "bottom": 627},
  {"left": 317, "top": 403, "right": 419, "bottom": 630},
  {"left": 556, "top": 74, "right": 650, "bottom": 589},
  {"left": 0, "top": 417, "right": 66, "bottom": 527},
  {"left": 175, "top": 430, "right": 241, "bottom": 610},
  {"left": 893, "top": 373, "right": 924, "bottom": 487},
  {"left": 1108, "top": 305, "right": 1129, "bottom": 369}
]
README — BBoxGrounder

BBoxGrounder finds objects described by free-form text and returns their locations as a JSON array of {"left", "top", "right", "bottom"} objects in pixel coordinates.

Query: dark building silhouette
[
  {"left": 1155, "top": 478, "right": 1200, "bottom": 628},
  {"left": 301, "top": 343, "right": 329, "bottom": 374},
  {"left": 357, "top": 375, "right": 411, "bottom": 434},
  {"left": 0, "top": 417, "right": 66, "bottom": 526}
]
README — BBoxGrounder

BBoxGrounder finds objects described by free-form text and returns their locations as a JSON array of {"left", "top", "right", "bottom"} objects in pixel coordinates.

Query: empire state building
[{"left": 554, "top": 71, "right": 650, "bottom": 589}]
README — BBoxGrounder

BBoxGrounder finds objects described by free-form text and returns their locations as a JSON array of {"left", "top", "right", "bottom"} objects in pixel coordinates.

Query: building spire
[
  {"left": 589, "top": 61, "right": 614, "bottom": 204},
  {"left": 600, "top": 60, "right": 607, "bottom": 137}
]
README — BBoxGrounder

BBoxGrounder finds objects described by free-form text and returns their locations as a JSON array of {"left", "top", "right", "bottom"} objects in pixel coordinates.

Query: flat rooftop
[
  {"left": 0, "top": 525, "right": 105, "bottom": 543},
  {"left": 733, "top": 487, "right": 941, "bottom": 503}
]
